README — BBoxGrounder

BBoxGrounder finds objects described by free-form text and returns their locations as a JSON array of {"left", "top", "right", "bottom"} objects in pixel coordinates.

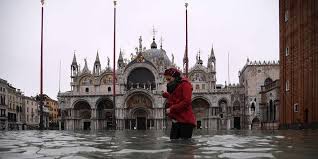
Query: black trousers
[{"left": 170, "top": 122, "right": 194, "bottom": 139}]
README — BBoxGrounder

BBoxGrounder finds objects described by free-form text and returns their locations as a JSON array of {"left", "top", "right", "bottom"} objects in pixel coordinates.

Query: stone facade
[
  {"left": 44, "top": 94, "right": 59, "bottom": 129},
  {"left": 259, "top": 80, "right": 280, "bottom": 130},
  {"left": 22, "top": 96, "right": 39, "bottom": 129},
  {"left": 0, "top": 78, "right": 23, "bottom": 130},
  {"left": 0, "top": 79, "right": 8, "bottom": 130},
  {"left": 0, "top": 78, "right": 53, "bottom": 130},
  {"left": 58, "top": 36, "right": 280, "bottom": 131},
  {"left": 238, "top": 60, "right": 280, "bottom": 129}
]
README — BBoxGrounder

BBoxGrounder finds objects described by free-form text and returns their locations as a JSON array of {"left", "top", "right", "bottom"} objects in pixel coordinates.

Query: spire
[
  {"left": 139, "top": 36, "right": 142, "bottom": 52},
  {"left": 160, "top": 36, "right": 163, "bottom": 49},
  {"left": 210, "top": 44, "right": 215, "bottom": 60},
  {"left": 118, "top": 49, "right": 124, "bottom": 68},
  {"left": 72, "top": 51, "right": 77, "bottom": 65},
  {"left": 118, "top": 49, "right": 123, "bottom": 60},
  {"left": 151, "top": 26, "right": 158, "bottom": 49},
  {"left": 82, "top": 58, "right": 90, "bottom": 73},
  {"left": 196, "top": 50, "right": 203, "bottom": 65},
  {"left": 94, "top": 50, "right": 100, "bottom": 64}
]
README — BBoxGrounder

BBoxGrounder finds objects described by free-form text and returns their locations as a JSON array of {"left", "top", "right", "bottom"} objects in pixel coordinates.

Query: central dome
[{"left": 142, "top": 47, "right": 172, "bottom": 67}]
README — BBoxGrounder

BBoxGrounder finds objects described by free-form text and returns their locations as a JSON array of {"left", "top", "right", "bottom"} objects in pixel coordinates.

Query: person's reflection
[{"left": 167, "top": 139, "right": 196, "bottom": 159}]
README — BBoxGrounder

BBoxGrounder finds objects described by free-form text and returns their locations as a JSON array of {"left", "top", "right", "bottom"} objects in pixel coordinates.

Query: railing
[
  {"left": 261, "top": 80, "right": 279, "bottom": 92},
  {"left": 126, "top": 83, "right": 156, "bottom": 91}
]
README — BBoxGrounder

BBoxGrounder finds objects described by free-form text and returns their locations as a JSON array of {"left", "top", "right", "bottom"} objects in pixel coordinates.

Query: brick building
[{"left": 279, "top": 0, "right": 318, "bottom": 128}]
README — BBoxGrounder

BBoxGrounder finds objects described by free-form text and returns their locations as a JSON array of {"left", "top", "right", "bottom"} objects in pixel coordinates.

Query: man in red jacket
[{"left": 162, "top": 68, "right": 196, "bottom": 139}]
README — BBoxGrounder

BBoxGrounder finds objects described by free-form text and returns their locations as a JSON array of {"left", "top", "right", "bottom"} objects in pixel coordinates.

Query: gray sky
[{"left": 0, "top": 0, "right": 279, "bottom": 100}]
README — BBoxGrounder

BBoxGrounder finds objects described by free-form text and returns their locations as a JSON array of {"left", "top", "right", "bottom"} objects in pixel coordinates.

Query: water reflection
[{"left": 0, "top": 130, "right": 317, "bottom": 159}]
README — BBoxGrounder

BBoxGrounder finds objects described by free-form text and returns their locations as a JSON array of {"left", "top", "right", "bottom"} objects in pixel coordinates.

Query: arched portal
[
  {"left": 127, "top": 67, "right": 156, "bottom": 90},
  {"left": 125, "top": 93, "right": 153, "bottom": 130},
  {"left": 73, "top": 100, "right": 91, "bottom": 130},
  {"left": 133, "top": 108, "right": 148, "bottom": 130},
  {"left": 96, "top": 98, "right": 114, "bottom": 129},
  {"left": 252, "top": 117, "right": 260, "bottom": 130},
  {"left": 192, "top": 98, "right": 210, "bottom": 129}
]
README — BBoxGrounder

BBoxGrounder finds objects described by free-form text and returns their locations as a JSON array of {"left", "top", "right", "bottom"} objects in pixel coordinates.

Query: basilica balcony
[
  {"left": 261, "top": 80, "right": 279, "bottom": 92},
  {"left": 125, "top": 83, "right": 156, "bottom": 91},
  {"left": 193, "top": 89, "right": 209, "bottom": 93}
]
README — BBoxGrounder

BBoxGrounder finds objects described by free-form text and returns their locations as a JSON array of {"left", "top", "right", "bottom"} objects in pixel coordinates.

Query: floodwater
[{"left": 0, "top": 130, "right": 318, "bottom": 159}]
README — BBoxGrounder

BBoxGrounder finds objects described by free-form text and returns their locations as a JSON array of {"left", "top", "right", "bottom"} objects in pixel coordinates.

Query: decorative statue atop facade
[
  {"left": 107, "top": 57, "right": 110, "bottom": 68},
  {"left": 171, "top": 53, "right": 174, "bottom": 65}
]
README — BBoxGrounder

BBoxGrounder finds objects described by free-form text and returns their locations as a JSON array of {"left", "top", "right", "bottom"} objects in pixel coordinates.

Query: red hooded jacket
[{"left": 162, "top": 78, "right": 196, "bottom": 126}]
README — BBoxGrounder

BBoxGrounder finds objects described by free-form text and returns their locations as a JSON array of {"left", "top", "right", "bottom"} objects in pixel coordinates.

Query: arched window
[
  {"left": 264, "top": 78, "right": 273, "bottom": 86},
  {"left": 251, "top": 103, "right": 256, "bottom": 112}
]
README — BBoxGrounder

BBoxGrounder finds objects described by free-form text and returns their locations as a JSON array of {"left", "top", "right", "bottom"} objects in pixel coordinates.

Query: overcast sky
[{"left": 0, "top": 0, "right": 279, "bottom": 100}]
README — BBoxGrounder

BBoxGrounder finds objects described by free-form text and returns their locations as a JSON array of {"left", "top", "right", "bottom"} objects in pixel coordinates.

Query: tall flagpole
[
  {"left": 228, "top": 52, "right": 230, "bottom": 84},
  {"left": 185, "top": 2, "right": 189, "bottom": 77},
  {"left": 39, "top": 0, "right": 45, "bottom": 130},
  {"left": 59, "top": 60, "right": 61, "bottom": 93},
  {"left": 112, "top": 0, "right": 117, "bottom": 129}
]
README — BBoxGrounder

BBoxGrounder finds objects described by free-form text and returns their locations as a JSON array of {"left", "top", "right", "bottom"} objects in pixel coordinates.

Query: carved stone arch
[
  {"left": 124, "top": 91, "right": 154, "bottom": 109},
  {"left": 72, "top": 99, "right": 92, "bottom": 109},
  {"left": 78, "top": 74, "right": 94, "bottom": 86},
  {"left": 130, "top": 106, "right": 151, "bottom": 118},
  {"left": 95, "top": 97, "right": 113, "bottom": 109},
  {"left": 192, "top": 96, "right": 212, "bottom": 107},
  {"left": 192, "top": 97, "right": 210, "bottom": 120},
  {"left": 99, "top": 73, "right": 113, "bottom": 85},
  {"left": 189, "top": 70, "right": 207, "bottom": 82},
  {"left": 95, "top": 97, "right": 114, "bottom": 122},
  {"left": 123, "top": 89, "right": 155, "bottom": 106},
  {"left": 72, "top": 99, "right": 92, "bottom": 119}
]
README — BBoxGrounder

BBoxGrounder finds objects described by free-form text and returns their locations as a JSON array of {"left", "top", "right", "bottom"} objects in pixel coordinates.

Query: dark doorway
[
  {"left": 304, "top": 109, "right": 309, "bottom": 123},
  {"left": 197, "top": 120, "right": 202, "bottom": 129},
  {"left": 84, "top": 122, "right": 91, "bottom": 130},
  {"left": 234, "top": 117, "right": 241, "bottom": 129},
  {"left": 137, "top": 117, "right": 146, "bottom": 130}
]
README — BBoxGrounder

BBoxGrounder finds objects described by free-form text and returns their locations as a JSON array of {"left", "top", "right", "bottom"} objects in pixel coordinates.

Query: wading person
[{"left": 162, "top": 68, "right": 196, "bottom": 139}]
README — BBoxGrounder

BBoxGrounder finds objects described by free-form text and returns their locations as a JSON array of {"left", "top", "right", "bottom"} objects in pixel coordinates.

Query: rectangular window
[
  {"left": 285, "top": 47, "right": 289, "bottom": 56},
  {"left": 285, "top": 10, "right": 289, "bottom": 22},
  {"left": 202, "top": 84, "right": 206, "bottom": 89},
  {"left": 294, "top": 103, "right": 299, "bottom": 112},
  {"left": 286, "top": 80, "right": 290, "bottom": 91},
  {"left": 27, "top": 107, "right": 29, "bottom": 113},
  {"left": 195, "top": 84, "right": 200, "bottom": 90}
]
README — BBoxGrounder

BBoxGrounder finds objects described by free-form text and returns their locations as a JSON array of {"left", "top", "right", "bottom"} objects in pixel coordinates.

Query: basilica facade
[{"left": 57, "top": 36, "right": 278, "bottom": 131}]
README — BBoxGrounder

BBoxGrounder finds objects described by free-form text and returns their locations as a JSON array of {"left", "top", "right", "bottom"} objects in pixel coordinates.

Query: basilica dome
[{"left": 142, "top": 38, "right": 172, "bottom": 67}]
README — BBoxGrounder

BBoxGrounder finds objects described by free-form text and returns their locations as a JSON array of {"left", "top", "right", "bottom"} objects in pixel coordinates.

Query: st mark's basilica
[{"left": 58, "top": 35, "right": 279, "bottom": 131}]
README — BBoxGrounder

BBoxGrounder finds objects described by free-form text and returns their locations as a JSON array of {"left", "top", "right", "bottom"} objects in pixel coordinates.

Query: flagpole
[
  {"left": 112, "top": 0, "right": 117, "bottom": 130},
  {"left": 185, "top": 2, "right": 189, "bottom": 78},
  {"left": 39, "top": 0, "right": 45, "bottom": 130}
]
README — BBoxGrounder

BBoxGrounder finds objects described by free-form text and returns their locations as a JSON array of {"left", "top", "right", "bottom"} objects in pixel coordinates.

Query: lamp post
[{"left": 112, "top": 0, "right": 117, "bottom": 129}]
